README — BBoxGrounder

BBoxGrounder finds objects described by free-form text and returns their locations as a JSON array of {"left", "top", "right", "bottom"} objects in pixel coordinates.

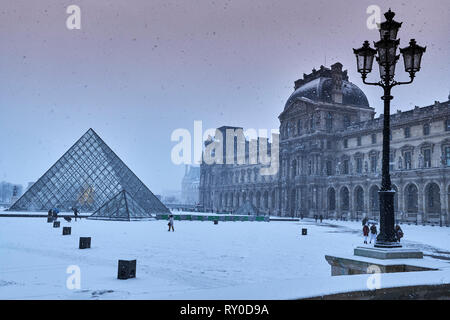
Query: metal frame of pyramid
[
  {"left": 8, "top": 129, "right": 170, "bottom": 217},
  {"left": 88, "top": 189, "right": 153, "bottom": 221},
  {"left": 234, "top": 200, "right": 259, "bottom": 216}
]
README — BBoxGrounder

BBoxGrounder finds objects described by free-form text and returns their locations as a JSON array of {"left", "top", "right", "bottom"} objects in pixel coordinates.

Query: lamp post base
[
  {"left": 374, "top": 241, "right": 402, "bottom": 248},
  {"left": 376, "top": 190, "right": 399, "bottom": 248}
]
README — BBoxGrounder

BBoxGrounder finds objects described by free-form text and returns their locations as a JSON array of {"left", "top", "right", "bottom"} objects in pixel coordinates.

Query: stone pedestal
[
  {"left": 354, "top": 246, "right": 423, "bottom": 259},
  {"left": 325, "top": 246, "right": 429, "bottom": 276},
  {"left": 325, "top": 255, "right": 434, "bottom": 276}
]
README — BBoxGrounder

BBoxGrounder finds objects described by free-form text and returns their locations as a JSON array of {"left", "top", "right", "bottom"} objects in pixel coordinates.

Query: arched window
[
  {"left": 425, "top": 183, "right": 441, "bottom": 214},
  {"left": 340, "top": 187, "right": 349, "bottom": 211},
  {"left": 354, "top": 186, "right": 364, "bottom": 212},
  {"left": 370, "top": 185, "right": 380, "bottom": 212},
  {"left": 405, "top": 184, "right": 418, "bottom": 213},
  {"left": 392, "top": 185, "right": 399, "bottom": 213},
  {"left": 328, "top": 188, "right": 336, "bottom": 211}
]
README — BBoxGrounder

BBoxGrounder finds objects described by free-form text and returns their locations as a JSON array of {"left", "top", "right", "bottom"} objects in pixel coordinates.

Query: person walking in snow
[
  {"left": 72, "top": 207, "right": 79, "bottom": 222},
  {"left": 369, "top": 223, "right": 377, "bottom": 244},
  {"left": 52, "top": 207, "right": 60, "bottom": 221},
  {"left": 363, "top": 224, "right": 370, "bottom": 244},
  {"left": 319, "top": 215, "right": 323, "bottom": 223},
  {"left": 168, "top": 214, "right": 175, "bottom": 232},
  {"left": 395, "top": 224, "right": 404, "bottom": 242}
]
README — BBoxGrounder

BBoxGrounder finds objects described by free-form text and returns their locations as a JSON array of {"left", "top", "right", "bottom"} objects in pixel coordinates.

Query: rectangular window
[
  {"left": 326, "top": 140, "right": 332, "bottom": 150},
  {"left": 404, "top": 151, "right": 412, "bottom": 170},
  {"left": 343, "top": 116, "right": 350, "bottom": 128},
  {"left": 371, "top": 133, "right": 377, "bottom": 144},
  {"left": 344, "top": 139, "right": 348, "bottom": 148},
  {"left": 370, "top": 156, "right": 377, "bottom": 173},
  {"left": 326, "top": 161, "right": 332, "bottom": 176},
  {"left": 357, "top": 136, "right": 361, "bottom": 146},
  {"left": 423, "top": 124, "right": 430, "bottom": 136},
  {"left": 356, "top": 158, "right": 362, "bottom": 174},
  {"left": 326, "top": 113, "right": 333, "bottom": 132},
  {"left": 343, "top": 160, "right": 349, "bottom": 174},
  {"left": 423, "top": 149, "right": 431, "bottom": 168},
  {"left": 297, "top": 119, "right": 302, "bottom": 135},
  {"left": 404, "top": 127, "right": 411, "bottom": 138},
  {"left": 445, "top": 147, "right": 450, "bottom": 166},
  {"left": 446, "top": 119, "right": 450, "bottom": 132}
]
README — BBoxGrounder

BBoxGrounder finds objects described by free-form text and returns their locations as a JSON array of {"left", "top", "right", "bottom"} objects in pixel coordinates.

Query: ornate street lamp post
[{"left": 353, "top": 9, "right": 426, "bottom": 248}]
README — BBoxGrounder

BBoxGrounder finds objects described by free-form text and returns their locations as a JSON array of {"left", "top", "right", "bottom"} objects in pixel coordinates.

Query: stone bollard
[
  {"left": 53, "top": 221, "right": 60, "bottom": 228},
  {"left": 302, "top": 228, "right": 307, "bottom": 235},
  {"left": 118, "top": 260, "right": 136, "bottom": 279},
  {"left": 79, "top": 237, "right": 91, "bottom": 249},
  {"left": 62, "top": 227, "right": 71, "bottom": 235}
]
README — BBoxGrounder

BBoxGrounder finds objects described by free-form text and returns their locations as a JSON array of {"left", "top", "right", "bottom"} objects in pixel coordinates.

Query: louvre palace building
[{"left": 199, "top": 62, "right": 450, "bottom": 225}]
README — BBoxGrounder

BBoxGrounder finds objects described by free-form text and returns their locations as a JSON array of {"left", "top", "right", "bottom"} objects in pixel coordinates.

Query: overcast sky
[{"left": 0, "top": 0, "right": 449, "bottom": 194}]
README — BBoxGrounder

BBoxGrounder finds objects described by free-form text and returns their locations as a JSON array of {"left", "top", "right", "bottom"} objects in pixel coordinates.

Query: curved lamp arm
[
  {"left": 392, "top": 74, "right": 415, "bottom": 87},
  {"left": 362, "top": 75, "right": 383, "bottom": 87}
]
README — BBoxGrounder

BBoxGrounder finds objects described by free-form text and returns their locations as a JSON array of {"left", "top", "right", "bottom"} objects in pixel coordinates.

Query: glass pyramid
[
  {"left": 9, "top": 128, "right": 170, "bottom": 215},
  {"left": 89, "top": 190, "right": 152, "bottom": 221},
  {"left": 234, "top": 200, "right": 259, "bottom": 216}
]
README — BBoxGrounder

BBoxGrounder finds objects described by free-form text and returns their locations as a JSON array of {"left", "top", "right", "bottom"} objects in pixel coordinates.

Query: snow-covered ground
[{"left": 0, "top": 215, "right": 449, "bottom": 299}]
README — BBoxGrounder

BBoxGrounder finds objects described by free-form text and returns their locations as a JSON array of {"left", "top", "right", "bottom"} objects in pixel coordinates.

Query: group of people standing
[
  {"left": 314, "top": 215, "right": 324, "bottom": 223},
  {"left": 47, "top": 207, "right": 79, "bottom": 221},
  {"left": 362, "top": 222, "right": 404, "bottom": 244}
]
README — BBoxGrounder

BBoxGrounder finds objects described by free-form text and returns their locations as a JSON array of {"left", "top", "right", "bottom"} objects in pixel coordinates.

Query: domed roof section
[{"left": 284, "top": 64, "right": 370, "bottom": 110}]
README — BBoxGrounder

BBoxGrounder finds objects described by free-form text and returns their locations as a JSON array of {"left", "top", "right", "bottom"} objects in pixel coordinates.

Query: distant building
[
  {"left": 199, "top": 63, "right": 450, "bottom": 225},
  {"left": 0, "top": 182, "right": 23, "bottom": 204},
  {"left": 181, "top": 165, "right": 200, "bottom": 205}
]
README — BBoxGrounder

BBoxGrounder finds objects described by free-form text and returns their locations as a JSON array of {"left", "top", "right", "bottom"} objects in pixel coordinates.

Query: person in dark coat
[
  {"left": 319, "top": 215, "right": 323, "bottom": 223},
  {"left": 363, "top": 224, "right": 370, "bottom": 244},
  {"left": 168, "top": 214, "right": 174, "bottom": 232},
  {"left": 52, "top": 207, "right": 59, "bottom": 220},
  {"left": 395, "top": 224, "right": 404, "bottom": 242},
  {"left": 369, "top": 223, "right": 377, "bottom": 244},
  {"left": 72, "top": 207, "right": 79, "bottom": 222}
]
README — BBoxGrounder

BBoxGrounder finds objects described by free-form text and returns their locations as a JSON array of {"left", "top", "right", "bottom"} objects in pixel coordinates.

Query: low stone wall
[
  {"left": 325, "top": 255, "right": 436, "bottom": 276},
  {"left": 0, "top": 213, "right": 89, "bottom": 219},
  {"left": 305, "top": 283, "right": 450, "bottom": 300},
  {"left": 155, "top": 214, "right": 269, "bottom": 222}
]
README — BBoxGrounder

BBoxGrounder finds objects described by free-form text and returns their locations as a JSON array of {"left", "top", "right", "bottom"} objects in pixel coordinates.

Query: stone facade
[
  {"left": 181, "top": 165, "right": 200, "bottom": 205},
  {"left": 199, "top": 63, "right": 450, "bottom": 224}
]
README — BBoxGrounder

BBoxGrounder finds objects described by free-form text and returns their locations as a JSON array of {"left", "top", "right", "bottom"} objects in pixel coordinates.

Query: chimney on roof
[{"left": 331, "top": 62, "right": 343, "bottom": 104}]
